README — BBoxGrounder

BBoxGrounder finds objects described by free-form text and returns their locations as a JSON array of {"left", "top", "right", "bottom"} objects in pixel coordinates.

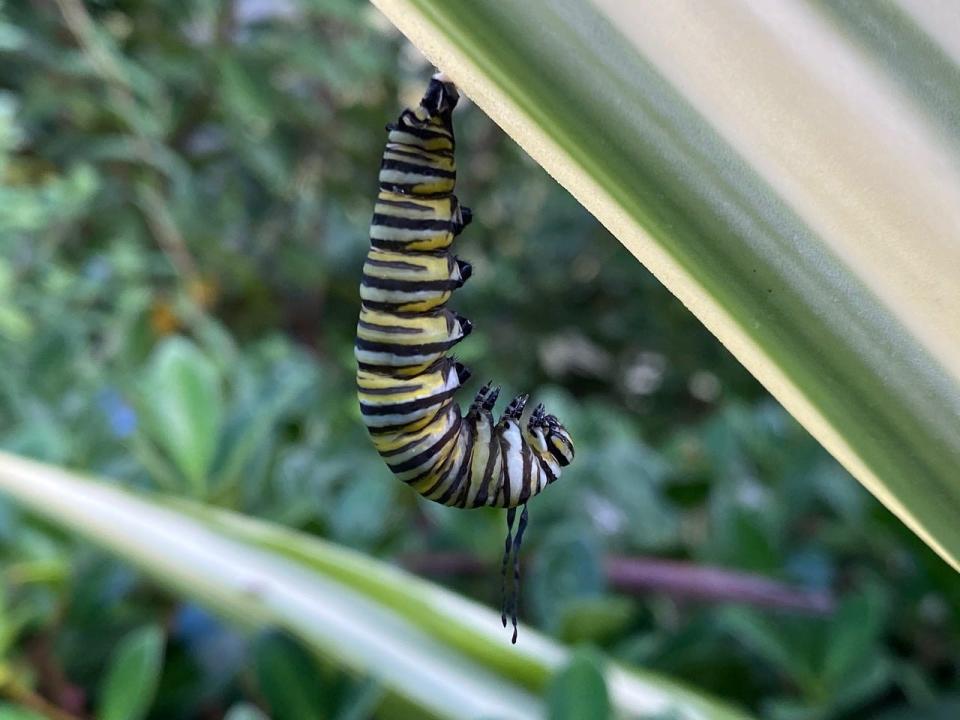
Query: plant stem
[{"left": 400, "top": 552, "right": 835, "bottom": 615}]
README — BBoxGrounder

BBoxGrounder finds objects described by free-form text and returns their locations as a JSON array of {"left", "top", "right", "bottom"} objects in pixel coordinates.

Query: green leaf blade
[
  {"left": 546, "top": 648, "right": 610, "bottom": 720},
  {"left": 372, "top": 0, "right": 960, "bottom": 572},
  {"left": 97, "top": 624, "right": 166, "bottom": 720},
  {"left": 0, "top": 451, "right": 750, "bottom": 720},
  {"left": 141, "top": 337, "right": 223, "bottom": 496}
]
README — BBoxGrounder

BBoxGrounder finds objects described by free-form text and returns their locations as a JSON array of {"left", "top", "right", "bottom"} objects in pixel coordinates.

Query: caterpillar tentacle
[
  {"left": 500, "top": 506, "right": 517, "bottom": 628},
  {"left": 509, "top": 504, "right": 530, "bottom": 644},
  {"left": 355, "top": 74, "right": 575, "bottom": 643}
]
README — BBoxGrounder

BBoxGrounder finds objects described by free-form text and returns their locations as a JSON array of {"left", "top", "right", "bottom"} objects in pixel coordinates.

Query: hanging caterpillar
[{"left": 355, "top": 74, "right": 575, "bottom": 643}]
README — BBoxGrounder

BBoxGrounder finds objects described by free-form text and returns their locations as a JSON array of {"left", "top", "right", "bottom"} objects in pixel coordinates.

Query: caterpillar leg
[
  {"left": 470, "top": 382, "right": 500, "bottom": 413},
  {"left": 503, "top": 393, "right": 529, "bottom": 421},
  {"left": 455, "top": 258, "right": 473, "bottom": 286},
  {"left": 451, "top": 360, "right": 472, "bottom": 386},
  {"left": 453, "top": 203, "right": 473, "bottom": 235},
  {"left": 530, "top": 402, "right": 546, "bottom": 426},
  {"left": 453, "top": 312, "right": 473, "bottom": 337}
]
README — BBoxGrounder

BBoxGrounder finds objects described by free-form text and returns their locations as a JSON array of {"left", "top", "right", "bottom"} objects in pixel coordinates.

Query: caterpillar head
[
  {"left": 527, "top": 404, "right": 574, "bottom": 483},
  {"left": 532, "top": 408, "right": 574, "bottom": 467}
]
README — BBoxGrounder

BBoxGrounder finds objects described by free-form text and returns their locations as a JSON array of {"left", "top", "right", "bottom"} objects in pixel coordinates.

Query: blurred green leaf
[
  {"left": 762, "top": 698, "right": 825, "bottom": 720},
  {"left": 213, "top": 350, "right": 316, "bottom": 497},
  {"left": 253, "top": 632, "right": 325, "bottom": 720},
  {"left": 546, "top": 648, "right": 610, "bottom": 720},
  {"left": 720, "top": 609, "right": 816, "bottom": 694},
  {"left": 530, "top": 525, "right": 604, "bottom": 631},
  {"left": 79, "top": 135, "right": 191, "bottom": 189},
  {"left": 336, "top": 677, "right": 384, "bottom": 720},
  {"left": 140, "top": 337, "right": 223, "bottom": 496},
  {"left": 557, "top": 597, "right": 635, "bottom": 646},
  {"left": 726, "top": 512, "right": 779, "bottom": 574},
  {"left": 224, "top": 704, "right": 271, "bottom": 720},
  {"left": 0, "top": 705, "right": 47, "bottom": 720},
  {"left": 821, "top": 586, "right": 887, "bottom": 689},
  {"left": 0, "top": 163, "right": 99, "bottom": 234},
  {"left": 873, "top": 694, "right": 960, "bottom": 720},
  {"left": 0, "top": 20, "right": 26, "bottom": 52},
  {"left": 828, "top": 654, "right": 892, "bottom": 716},
  {"left": 97, "top": 623, "right": 166, "bottom": 720}
]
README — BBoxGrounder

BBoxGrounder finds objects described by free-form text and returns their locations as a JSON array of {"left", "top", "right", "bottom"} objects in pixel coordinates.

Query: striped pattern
[
  {"left": 355, "top": 76, "right": 574, "bottom": 642},
  {"left": 370, "top": 193, "right": 471, "bottom": 252}
]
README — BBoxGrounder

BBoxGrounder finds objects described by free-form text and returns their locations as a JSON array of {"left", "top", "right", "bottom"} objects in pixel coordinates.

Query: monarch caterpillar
[{"left": 356, "top": 74, "right": 575, "bottom": 643}]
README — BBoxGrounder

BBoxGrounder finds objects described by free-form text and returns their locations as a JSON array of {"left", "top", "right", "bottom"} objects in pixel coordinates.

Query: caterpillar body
[{"left": 355, "top": 75, "right": 574, "bottom": 642}]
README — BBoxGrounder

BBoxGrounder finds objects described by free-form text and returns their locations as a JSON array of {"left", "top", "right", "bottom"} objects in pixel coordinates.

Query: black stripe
[
  {"left": 540, "top": 456, "right": 559, "bottom": 484},
  {"left": 417, "top": 426, "right": 466, "bottom": 496},
  {"left": 361, "top": 274, "right": 456, "bottom": 292},
  {"left": 548, "top": 444, "right": 568, "bottom": 466},
  {"left": 519, "top": 446, "right": 533, "bottom": 503},
  {"left": 379, "top": 426, "right": 436, "bottom": 458},
  {"left": 438, "top": 420, "right": 474, "bottom": 505},
  {"left": 421, "top": 451, "right": 457, "bottom": 494},
  {"left": 361, "top": 307, "right": 451, "bottom": 322},
  {"left": 360, "top": 387, "right": 456, "bottom": 416},
  {"left": 388, "top": 413, "right": 462, "bottom": 474},
  {"left": 357, "top": 319, "right": 421, "bottom": 335},
  {"left": 357, "top": 360, "right": 430, "bottom": 374},
  {"left": 365, "top": 257, "right": 428, "bottom": 271},
  {"left": 375, "top": 197, "right": 433, "bottom": 212},
  {"left": 393, "top": 111, "right": 452, "bottom": 135},
  {"left": 422, "top": 447, "right": 460, "bottom": 499},
  {"left": 384, "top": 145, "right": 453, "bottom": 161},
  {"left": 367, "top": 411, "right": 447, "bottom": 436},
  {"left": 472, "top": 424, "right": 500, "bottom": 507},
  {"left": 380, "top": 420, "right": 444, "bottom": 458},
  {"left": 372, "top": 214, "right": 451, "bottom": 231},
  {"left": 399, "top": 426, "right": 460, "bottom": 486},
  {"left": 380, "top": 158, "right": 456, "bottom": 179},
  {"left": 366, "top": 406, "right": 450, "bottom": 436},
  {"left": 387, "top": 132, "right": 453, "bottom": 149},
  {"left": 387, "top": 119, "right": 452, "bottom": 141},
  {"left": 355, "top": 337, "right": 459, "bottom": 356},
  {"left": 355, "top": 383, "right": 422, "bottom": 396},
  {"left": 402, "top": 454, "right": 447, "bottom": 486},
  {"left": 496, "top": 432, "right": 512, "bottom": 509},
  {"left": 421, "top": 469, "right": 451, "bottom": 499}
]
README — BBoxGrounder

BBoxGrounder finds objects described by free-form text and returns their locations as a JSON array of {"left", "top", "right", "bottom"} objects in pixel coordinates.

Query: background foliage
[{"left": 0, "top": 0, "right": 957, "bottom": 718}]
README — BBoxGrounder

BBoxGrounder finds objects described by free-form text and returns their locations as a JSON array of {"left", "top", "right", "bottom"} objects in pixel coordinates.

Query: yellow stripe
[{"left": 363, "top": 250, "right": 452, "bottom": 281}]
